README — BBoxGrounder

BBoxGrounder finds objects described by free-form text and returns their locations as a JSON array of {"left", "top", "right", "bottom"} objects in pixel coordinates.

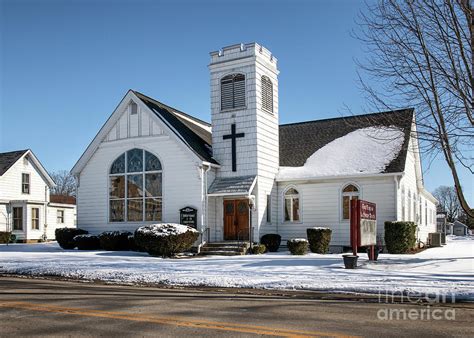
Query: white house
[
  {"left": 71, "top": 42, "right": 438, "bottom": 251},
  {"left": 0, "top": 149, "right": 76, "bottom": 242}
]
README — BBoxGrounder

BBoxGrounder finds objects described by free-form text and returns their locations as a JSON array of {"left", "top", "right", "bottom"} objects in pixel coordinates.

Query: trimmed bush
[
  {"left": 260, "top": 234, "right": 281, "bottom": 252},
  {"left": 306, "top": 227, "right": 332, "bottom": 254},
  {"left": 134, "top": 223, "right": 199, "bottom": 258},
  {"left": 250, "top": 243, "right": 266, "bottom": 254},
  {"left": 55, "top": 228, "right": 88, "bottom": 249},
  {"left": 384, "top": 221, "right": 417, "bottom": 254},
  {"left": 287, "top": 238, "right": 308, "bottom": 255},
  {"left": 127, "top": 235, "right": 140, "bottom": 251},
  {"left": 99, "top": 231, "right": 132, "bottom": 251},
  {"left": 74, "top": 234, "right": 101, "bottom": 250},
  {"left": 0, "top": 231, "right": 11, "bottom": 244}
]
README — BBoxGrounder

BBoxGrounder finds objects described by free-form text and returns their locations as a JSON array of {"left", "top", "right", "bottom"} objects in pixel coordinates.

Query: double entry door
[{"left": 223, "top": 199, "right": 249, "bottom": 241}]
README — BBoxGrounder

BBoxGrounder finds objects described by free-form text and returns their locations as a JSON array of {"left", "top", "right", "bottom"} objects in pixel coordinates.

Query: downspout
[{"left": 198, "top": 164, "right": 211, "bottom": 251}]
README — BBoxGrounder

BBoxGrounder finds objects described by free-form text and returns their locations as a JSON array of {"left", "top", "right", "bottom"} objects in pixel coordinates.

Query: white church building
[{"left": 71, "top": 42, "right": 438, "bottom": 250}]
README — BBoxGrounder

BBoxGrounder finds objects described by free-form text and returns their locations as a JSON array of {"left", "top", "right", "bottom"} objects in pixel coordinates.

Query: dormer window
[
  {"left": 221, "top": 74, "right": 245, "bottom": 110},
  {"left": 261, "top": 75, "right": 273, "bottom": 113}
]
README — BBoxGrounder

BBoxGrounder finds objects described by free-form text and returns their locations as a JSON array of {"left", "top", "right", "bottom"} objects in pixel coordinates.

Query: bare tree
[
  {"left": 50, "top": 170, "right": 76, "bottom": 197},
  {"left": 432, "top": 185, "right": 461, "bottom": 221},
  {"left": 355, "top": 0, "right": 473, "bottom": 217}
]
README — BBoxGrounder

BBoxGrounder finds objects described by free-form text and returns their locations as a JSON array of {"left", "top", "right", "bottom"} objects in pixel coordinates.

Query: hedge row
[{"left": 56, "top": 224, "right": 199, "bottom": 258}]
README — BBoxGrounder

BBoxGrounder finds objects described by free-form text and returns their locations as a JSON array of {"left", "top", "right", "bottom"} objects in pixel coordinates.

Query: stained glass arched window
[{"left": 109, "top": 149, "right": 162, "bottom": 222}]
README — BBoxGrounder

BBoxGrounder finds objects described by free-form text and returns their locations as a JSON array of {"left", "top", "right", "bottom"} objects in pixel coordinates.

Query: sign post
[
  {"left": 179, "top": 207, "right": 197, "bottom": 229},
  {"left": 350, "top": 200, "right": 377, "bottom": 260}
]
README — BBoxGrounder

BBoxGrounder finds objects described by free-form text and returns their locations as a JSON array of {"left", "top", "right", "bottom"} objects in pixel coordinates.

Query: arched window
[
  {"left": 221, "top": 74, "right": 245, "bottom": 110},
  {"left": 109, "top": 148, "right": 162, "bottom": 222},
  {"left": 284, "top": 188, "right": 300, "bottom": 222},
  {"left": 261, "top": 75, "right": 273, "bottom": 113},
  {"left": 342, "top": 184, "right": 359, "bottom": 220}
]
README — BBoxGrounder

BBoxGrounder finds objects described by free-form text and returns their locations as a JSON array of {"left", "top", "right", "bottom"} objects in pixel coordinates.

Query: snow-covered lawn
[{"left": 1, "top": 236, "right": 473, "bottom": 300}]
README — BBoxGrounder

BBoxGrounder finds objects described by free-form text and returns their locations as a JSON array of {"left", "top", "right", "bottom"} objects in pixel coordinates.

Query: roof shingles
[
  {"left": 278, "top": 109, "right": 414, "bottom": 173},
  {"left": 0, "top": 150, "right": 28, "bottom": 176}
]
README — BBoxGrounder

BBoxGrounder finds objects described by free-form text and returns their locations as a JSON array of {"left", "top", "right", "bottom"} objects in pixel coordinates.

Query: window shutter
[
  {"left": 221, "top": 74, "right": 245, "bottom": 110},
  {"left": 233, "top": 74, "right": 245, "bottom": 108},
  {"left": 221, "top": 76, "right": 234, "bottom": 110},
  {"left": 261, "top": 76, "right": 273, "bottom": 113}
]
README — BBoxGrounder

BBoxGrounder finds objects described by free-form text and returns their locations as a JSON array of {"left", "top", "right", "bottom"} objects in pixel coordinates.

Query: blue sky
[{"left": 0, "top": 0, "right": 472, "bottom": 204}]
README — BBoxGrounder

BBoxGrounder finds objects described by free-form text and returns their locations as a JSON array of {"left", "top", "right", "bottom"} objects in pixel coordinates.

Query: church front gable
[{"left": 104, "top": 99, "right": 165, "bottom": 142}]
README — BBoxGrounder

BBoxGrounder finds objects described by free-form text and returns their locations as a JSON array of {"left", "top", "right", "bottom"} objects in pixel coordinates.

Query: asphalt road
[{"left": 0, "top": 277, "right": 472, "bottom": 337}]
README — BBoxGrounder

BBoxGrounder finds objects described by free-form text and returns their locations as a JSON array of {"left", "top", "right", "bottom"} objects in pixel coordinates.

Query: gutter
[{"left": 276, "top": 172, "right": 404, "bottom": 183}]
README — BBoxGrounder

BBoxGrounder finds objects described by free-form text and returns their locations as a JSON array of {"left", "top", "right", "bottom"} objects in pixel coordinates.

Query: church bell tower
[
  {"left": 209, "top": 43, "right": 280, "bottom": 240},
  {"left": 209, "top": 42, "right": 279, "bottom": 178}
]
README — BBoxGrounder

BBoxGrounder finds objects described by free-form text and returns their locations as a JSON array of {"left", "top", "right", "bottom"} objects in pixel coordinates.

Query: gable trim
[
  {"left": 4, "top": 150, "right": 56, "bottom": 188},
  {"left": 71, "top": 90, "right": 211, "bottom": 176}
]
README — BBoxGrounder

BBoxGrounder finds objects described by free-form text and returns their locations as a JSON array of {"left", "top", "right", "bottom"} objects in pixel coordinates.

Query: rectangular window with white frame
[
  {"left": 13, "top": 207, "right": 23, "bottom": 230},
  {"left": 31, "top": 208, "right": 39, "bottom": 230},
  {"left": 22, "top": 173, "right": 30, "bottom": 194},
  {"left": 57, "top": 210, "right": 64, "bottom": 224}
]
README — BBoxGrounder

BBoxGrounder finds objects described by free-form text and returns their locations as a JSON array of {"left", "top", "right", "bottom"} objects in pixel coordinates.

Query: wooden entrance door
[{"left": 223, "top": 199, "right": 249, "bottom": 240}]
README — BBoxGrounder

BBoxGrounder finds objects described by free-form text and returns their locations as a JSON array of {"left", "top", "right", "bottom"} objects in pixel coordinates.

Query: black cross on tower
[{"left": 223, "top": 124, "right": 245, "bottom": 172}]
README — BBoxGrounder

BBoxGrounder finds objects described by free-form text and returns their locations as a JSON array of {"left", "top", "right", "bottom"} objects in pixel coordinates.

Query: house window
[
  {"left": 342, "top": 184, "right": 359, "bottom": 220},
  {"left": 32, "top": 208, "right": 39, "bottom": 230},
  {"left": 13, "top": 207, "right": 23, "bottom": 230},
  {"left": 284, "top": 188, "right": 300, "bottom": 222},
  {"left": 266, "top": 194, "right": 271, "bottom": 223},
  {"left": 22, "top": 173, "right": 30, "bottom": 194},
  {"left": 109, "top": 148, "right": 162, "bottom": 222},
  {"left": 261, "top": 75, "right": 273, "bottom": 113},
  {"left": 221, "top": 74, "right": 245, "bottom": 110},
  {"left": 57, "top": 210, "right": 64, "bottom": 224}
]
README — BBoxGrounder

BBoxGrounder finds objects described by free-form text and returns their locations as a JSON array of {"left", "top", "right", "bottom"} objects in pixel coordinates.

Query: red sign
[{"left": 350, "top": 200, "right": 377, "bottom": 255}]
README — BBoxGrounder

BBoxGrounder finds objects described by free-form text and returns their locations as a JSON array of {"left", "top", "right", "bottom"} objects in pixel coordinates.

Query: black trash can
[{"left": 343, "top": 254, "right": 358, "bottom": 269}]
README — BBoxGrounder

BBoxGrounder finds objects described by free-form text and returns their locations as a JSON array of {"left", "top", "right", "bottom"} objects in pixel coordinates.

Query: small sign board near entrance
[
  {"left": 350, "top": 199, "right": 377, "bottom": 252},
  {"left": 359, "top": 201, "right": 377, "bottom": 247},
  {"left": 180, "top": 207, "right": 197, "bottom": 229}
]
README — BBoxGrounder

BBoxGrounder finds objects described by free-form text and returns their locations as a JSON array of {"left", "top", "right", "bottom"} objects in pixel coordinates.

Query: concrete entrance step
[{"left": 200, "top": 241, "right": 250, "bottom": 256}]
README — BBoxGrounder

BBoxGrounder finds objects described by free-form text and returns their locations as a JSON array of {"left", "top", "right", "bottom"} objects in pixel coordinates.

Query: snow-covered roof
[
  {"left": 278, "top": 109, "right": 413, "bottom": 171},
  {"left": 278, "top": 126, "right": 406, "bottom": 180},
  {"left": 208, "top": 175, "right": 256, "bottom": 196}
]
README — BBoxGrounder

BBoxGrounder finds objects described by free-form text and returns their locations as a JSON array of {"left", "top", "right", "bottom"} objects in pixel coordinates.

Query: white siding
[
  {"left": 397, "top": 133, "right": 438, "bottom": 243},
  {"left": 0, "top": 155, "right": 49, "bottom": 202},
  {"left": 276, "top": 176, "right": 397, "bottom": 247},
  {"left": 46, "top": 205, "right": 76, "bottom": 240}
]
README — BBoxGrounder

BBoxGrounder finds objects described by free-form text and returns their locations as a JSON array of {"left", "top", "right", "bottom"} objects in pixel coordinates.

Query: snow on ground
[
  {"left": 0, "top": 237, "right": 472, "bottom": 300},
  {"left": 277, "top": 126, "right": 405, "bottom": 180}
]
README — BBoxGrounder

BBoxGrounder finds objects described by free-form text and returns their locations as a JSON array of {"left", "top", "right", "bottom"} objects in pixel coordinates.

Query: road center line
[{"left": 0, "top": 301, "right": 356, "bottom": 338}]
